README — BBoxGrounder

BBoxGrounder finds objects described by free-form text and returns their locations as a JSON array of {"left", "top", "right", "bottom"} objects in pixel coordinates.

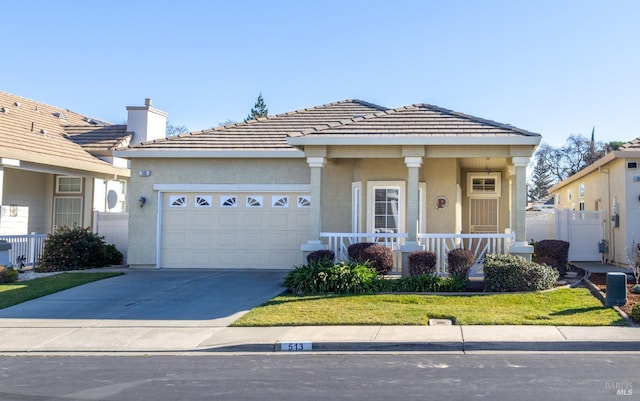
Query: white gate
[
  {"left": 555, "top": 210, "right": 604, "bottom": 262},
  {"left": 94, "top": 212, "right": 128, "bottom": 263}
]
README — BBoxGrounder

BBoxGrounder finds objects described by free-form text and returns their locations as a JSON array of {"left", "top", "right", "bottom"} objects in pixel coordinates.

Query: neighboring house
[
  {"left": 0, "top": 91, "right": 164, "bottom": 238},
  {"left": 116, "top": 99, "right": 541, "bottom": 271},
  {"left": 549, "top": 139, "right": 640, "bottom": 265}
]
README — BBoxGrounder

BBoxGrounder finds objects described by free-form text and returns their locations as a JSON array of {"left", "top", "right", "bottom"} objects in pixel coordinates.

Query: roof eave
[
  {"left": 548, "top": 151, "right": 640, "bottom": 192},
  {"left": 286, "top": 136, "right": 542, "bottom": 147},
  {"left": 114, "top": 149, "right": 306, "bottom": 159}
]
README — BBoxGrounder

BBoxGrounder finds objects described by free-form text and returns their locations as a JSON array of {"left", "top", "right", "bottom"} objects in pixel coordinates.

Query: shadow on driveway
[{"left": 0, "top": 269, "right": 287, "bottom": 321}]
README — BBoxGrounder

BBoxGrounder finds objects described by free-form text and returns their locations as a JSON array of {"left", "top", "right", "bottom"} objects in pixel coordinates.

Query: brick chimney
[{"left": 126, "top": 98, "right": 167, "bottom": 145}]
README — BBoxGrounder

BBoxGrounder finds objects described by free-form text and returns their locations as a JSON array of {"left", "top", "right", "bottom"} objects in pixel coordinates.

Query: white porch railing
[
  {"left": 418, "top": 233, "right": 516, "bottom": 275},
  {"left": 320, "top": 232, "right": 408, "bottom": 274},
  {"left": 0, "top": 233, "right": 48, "bottom": 268},
  {"left": 319, "top": 232, "right": 516, "bottom": 276}
]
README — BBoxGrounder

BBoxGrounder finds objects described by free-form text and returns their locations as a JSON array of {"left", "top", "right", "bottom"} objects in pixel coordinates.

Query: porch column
[
  {"left": 510, "top": 157, "right": 534, "bottom": 259},
  {"left": 400, "top": 156, "right": 425, "bottom": 276},
  {"left": 301, "top": 157, "right": 326, "bottom": 255}
]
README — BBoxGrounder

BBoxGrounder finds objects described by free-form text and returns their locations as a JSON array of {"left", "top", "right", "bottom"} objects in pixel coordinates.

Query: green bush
[
  {"left": 284, "top": 260, "right": 385, "bottom": 295},
  {"left": 348, "top": 242, "right": 394, "bottom": 275},
  {"left": 447, "top": 248, "right": 475, "bottom": 282},
  {"left": 103, "top": 244, "right": 123, "bottom": 265},
  {"left": 0, "top": 265, "right": 19, "bottom": 284},
  {"left": 36, "top": 226, "right": 121, "bottom": 272},
  {"left": 408, "top": 251, "right": 437, "bottom": 276},
  {"left": 484, "top": 253, "right": 559, "bottom": 292},
  {"left": 392, "top": 274, "right": 466, "bottom": 292},
  {"left": 306, "top": 249, "right": 335, "bottom": 264},
  {"left": 631, "top": 303, "right": 640, "bottom": 324},
  {"left": 534, "top": 240, "right": 570, "bottom": 275}
]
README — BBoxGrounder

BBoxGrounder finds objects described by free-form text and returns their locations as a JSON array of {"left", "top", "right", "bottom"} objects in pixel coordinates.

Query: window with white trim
[
  {"left": 272, "top": 196, "right": 289, "bottom": 208},
  {"left": 53, "top": 197, "right": 82, "bottom": 228},
  {"left": 246, "top": 196, "right": 263, "bottom": 208},
  {"left": 195, "top": 195, "right": 212, "bottom": 207},
  {"left": 221, "top": 195, "right": 238, "bottom": 208},
  {"left": 56, "top": 176, "right": 82, "bottom": 194},
  {"left": 467, "top": 172, "right": 501, "bottom": 196},
  {"left": 297, "top": 196, "right": 311, "bottom": 208},
  {"left": 169, "top": 195, "right": 187, "bottom": 207},
  {"left": 367, "top": 181, "right": 405, "bottom": 235},
  {"left": 579, "top": 183, "right": 585, "bottom": 198}
]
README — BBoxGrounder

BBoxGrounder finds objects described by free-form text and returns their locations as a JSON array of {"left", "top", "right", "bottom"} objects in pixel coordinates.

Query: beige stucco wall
[
  {"left": 127, "top": 158, "right": 310, "bottom": 266},
  {"left": 2, "top": 169, "right": 52, "bottom": 234},
  {"left": 321, "top": 157, "right": 462, "bottom": 234},
  {"left": 552, "top": 157, "right": 640, "bottom": 264}
]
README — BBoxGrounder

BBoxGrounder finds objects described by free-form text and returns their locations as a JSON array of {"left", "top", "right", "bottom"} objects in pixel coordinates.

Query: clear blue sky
[{"left": 2, "top": 0, "right": 639, "bottom": 147}]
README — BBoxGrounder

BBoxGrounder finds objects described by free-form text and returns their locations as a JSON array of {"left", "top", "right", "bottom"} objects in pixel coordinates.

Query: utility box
[
  {"left": 605, "top": 272, "right": 627, "bottom": 307},
  {"left": 0, "top": 240, "right": 11, "bottom": 266}
]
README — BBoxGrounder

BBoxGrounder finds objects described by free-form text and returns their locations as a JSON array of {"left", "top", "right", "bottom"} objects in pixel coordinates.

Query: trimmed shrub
[
  {"left": 36, "top": 226, "right": 120, "bottom": 272},
  {"left": 348, "top": 242, "right": 394, "bottom": 275},
  {"left": 103, "top": 244, "right": 124, "bottom": 265},
  {"left": 484, "top": 254, "right": 559, "bottom": 292},
  {"left": 284, "top": 260, "right": 385, "bottom": 295},
  {"left": 447, "top": 248, "right": 475, "bottom": 282},
  {"left": 408, "top": 251, "right": 437, "bottom": 276},
  {"left": 536, "top": 256, "right": 558, "bottom": 269},
  {"left": 393, "top": 274, "right": 465, "bottom": 293},
  {"left": 0, "top": 265, "right": 19, "bottom": 284},
  {"left": 631, "top": 303, "right": 640, "bottom": 324},
  {"left": 534, "top": 240, "right": 570, "bottom": 275},
  {"left": 306, "top": 249, "right": 335, "bottom": 264}
]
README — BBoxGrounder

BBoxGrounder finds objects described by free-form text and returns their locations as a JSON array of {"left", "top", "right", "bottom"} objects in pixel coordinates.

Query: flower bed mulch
[{"left": 588, "top": 273, "right": 639, "bottom": 317}]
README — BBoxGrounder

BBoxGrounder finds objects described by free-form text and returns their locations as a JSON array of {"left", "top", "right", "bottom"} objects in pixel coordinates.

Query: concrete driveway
[{"left": 0, "top": 269, "right": 287, "bottom": 323}]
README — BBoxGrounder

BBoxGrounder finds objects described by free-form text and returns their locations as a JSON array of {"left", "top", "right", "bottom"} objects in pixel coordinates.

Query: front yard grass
[
  {"left": 232, "top": 288, "right": 628, "bottom": 327},
  {"left": 0, "top": 272, "right": 123, "bottom": 309}
]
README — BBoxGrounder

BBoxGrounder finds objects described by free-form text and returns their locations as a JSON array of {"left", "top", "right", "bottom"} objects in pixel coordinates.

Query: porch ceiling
[{"left": 459, "top": 157, "right": 508, "bottom": 170}]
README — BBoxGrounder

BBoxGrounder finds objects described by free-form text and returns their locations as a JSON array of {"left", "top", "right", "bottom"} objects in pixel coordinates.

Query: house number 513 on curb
[{"left": 281, "top": 342, "right": 312, "bottom": 351}]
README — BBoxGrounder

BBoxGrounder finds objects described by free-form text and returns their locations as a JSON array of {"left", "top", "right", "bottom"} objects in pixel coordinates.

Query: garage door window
[
  {"left": 297, "top": 196, "right": 311, "bottom": 208},
  {"left": 195, "top": 195, "right": 212, "bottom": 207},
  {"left": 169, "top": 195, "right": 187, "bottom": 207},
  {"left": 272, "top": 196, "right": 289, "bottom": 208},
  {"left": 221, "top": 195, "right": 238, "bottom": 207},
  {"left": 246, "top": 196, "right": 264, "bottom": 208}
]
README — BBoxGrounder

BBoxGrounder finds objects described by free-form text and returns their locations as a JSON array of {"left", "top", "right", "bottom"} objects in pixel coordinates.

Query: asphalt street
[{"left": 0, "top": 354, "right": 637, "bottom": 401}]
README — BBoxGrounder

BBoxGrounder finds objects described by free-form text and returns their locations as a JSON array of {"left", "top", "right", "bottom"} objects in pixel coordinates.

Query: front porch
[{"left": 320, "top": 231, "right": 517, "bottom": 277}]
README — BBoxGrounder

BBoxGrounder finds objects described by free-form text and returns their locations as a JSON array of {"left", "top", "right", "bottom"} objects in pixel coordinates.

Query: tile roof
[
  {"left": 0, "top": 90, "right": 129, "bottom": 176},
  {"left": 64, "top": 125, "right": 131, "bottom": 155},
  {"left": 124, "top": 100, "right": 539, "bottom": 154},
  {"left": 291, "top": 104, "right": 540, "bottom": 138},
  {"left": 127, "top": 99, "right": 387, "bottom": 151},
  {"left": 620, "top": 137, "right": 640, "bottom": 150}
]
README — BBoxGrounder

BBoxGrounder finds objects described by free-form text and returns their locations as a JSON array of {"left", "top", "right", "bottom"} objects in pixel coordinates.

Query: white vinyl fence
[
  {"left": 525, "top": 209, "right": 604, "bottom": 262},
  {"left": 93, "top": 212, "right": 129, "bottom": 263}
]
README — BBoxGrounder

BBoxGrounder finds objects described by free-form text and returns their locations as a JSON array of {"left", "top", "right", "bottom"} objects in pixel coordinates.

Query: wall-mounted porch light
[{"left": 138, "top": 196, "right": 147, "bottom": 208}]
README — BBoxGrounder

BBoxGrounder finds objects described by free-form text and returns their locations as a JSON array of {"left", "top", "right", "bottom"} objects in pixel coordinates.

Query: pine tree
[
  {"left": 528, "top": 151, "right": 554, "bottom": 202},
  {"left": 244, "top": 93, "right": 268, "bottom": 122}
]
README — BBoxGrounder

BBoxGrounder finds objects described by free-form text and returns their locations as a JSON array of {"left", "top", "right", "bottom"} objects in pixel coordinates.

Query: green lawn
[
  {"left": 233, "top": 288, "right": 628, "bottom": 327},
  {"left": 0, "top": 272, "right": 123, "bottom": 309}
]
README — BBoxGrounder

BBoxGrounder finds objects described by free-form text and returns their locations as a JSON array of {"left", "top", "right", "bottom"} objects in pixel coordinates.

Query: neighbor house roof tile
[{"left": 0, "top": 90, "right": 129, "bottom": 176}]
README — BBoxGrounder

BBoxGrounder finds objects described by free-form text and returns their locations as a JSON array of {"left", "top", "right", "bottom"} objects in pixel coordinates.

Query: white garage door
[{"left": 160, "top": 192, "right": 310, "bottom": 269}]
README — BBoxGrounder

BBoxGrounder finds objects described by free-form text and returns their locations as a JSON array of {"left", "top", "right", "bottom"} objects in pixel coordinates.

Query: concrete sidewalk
[{"left": 1, "top": 319, "right": 639, "bottom": 354}]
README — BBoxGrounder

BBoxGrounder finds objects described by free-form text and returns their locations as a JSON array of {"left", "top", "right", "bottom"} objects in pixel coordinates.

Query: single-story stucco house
[
  {"left": 550, "top": 138, "right": 640, "bottom": 265},
  {"left": 0, "top": 90, "right": 131, "bottom": 236},
  {"left": 116, "top": 99, "right": 541, "bottom": 273}
]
